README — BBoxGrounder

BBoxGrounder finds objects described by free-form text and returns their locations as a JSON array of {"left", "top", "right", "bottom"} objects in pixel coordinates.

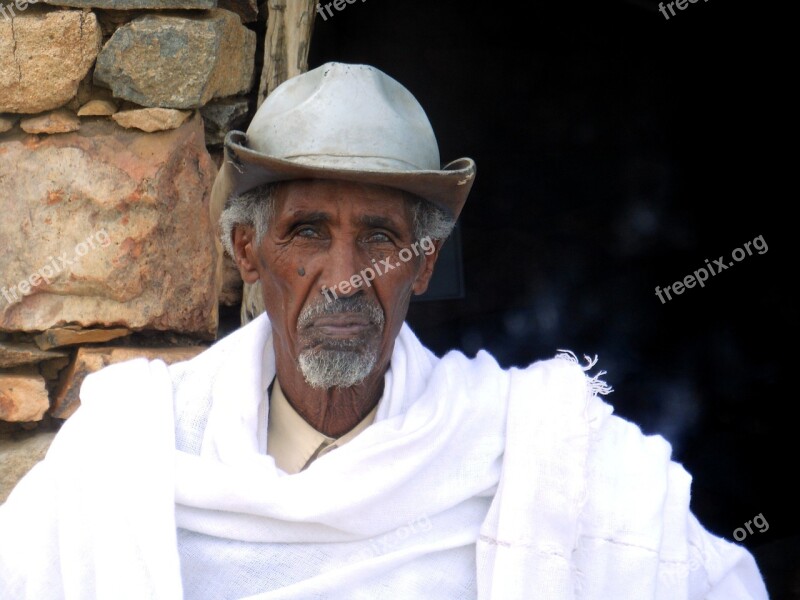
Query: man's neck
[{"left": 273, "top": 362, "right": 386, "bottom": 437}]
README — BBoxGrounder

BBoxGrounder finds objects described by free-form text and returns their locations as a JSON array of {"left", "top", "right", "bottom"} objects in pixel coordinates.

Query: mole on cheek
[{"left": 297, "top": 266, "right": 306, "bottom": 276}]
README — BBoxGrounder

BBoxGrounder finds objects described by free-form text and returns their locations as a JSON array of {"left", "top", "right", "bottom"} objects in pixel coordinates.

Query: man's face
[{"left": 234, "top": 180, "right": 440, "bottom": 389}]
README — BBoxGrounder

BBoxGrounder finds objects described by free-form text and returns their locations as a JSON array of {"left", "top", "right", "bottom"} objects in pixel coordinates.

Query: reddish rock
[
  {"left": 0, "top": 342, "right": 68, "bottom": 369},
  {"left": 0, "top": 114, "right": 220, "bottom": 337},
  {"left": 112, "top": 108, "right": 191, "bottom": 132},
  {"left": 78, "top": 99, "right": 118, "bottom": 117},
  {"left": 0, "top": 115, "right": 18, "bottom": 133},
  {"left": 33, "top": 327, "right": 131, "bottom": 351},
  {"left": 0, "top": 372, "right": 49, "bottom": 422},
  {"left": 20, "top": 110, "right": 81, "bottom": 134}
]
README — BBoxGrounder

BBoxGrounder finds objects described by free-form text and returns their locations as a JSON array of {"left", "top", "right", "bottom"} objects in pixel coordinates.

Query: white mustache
[{"left": 297, "top": 296, "right": 385, "bottom": 330}]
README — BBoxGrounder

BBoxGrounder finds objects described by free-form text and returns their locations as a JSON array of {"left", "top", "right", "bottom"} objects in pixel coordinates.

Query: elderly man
[{"left": 0, "top": 63, "right": 768, "bottom": 599}]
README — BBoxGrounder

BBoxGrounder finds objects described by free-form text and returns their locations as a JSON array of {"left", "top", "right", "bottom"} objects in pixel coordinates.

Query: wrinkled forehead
[{"left": 272, "top": 179, "right": 418, "bottom": 225}]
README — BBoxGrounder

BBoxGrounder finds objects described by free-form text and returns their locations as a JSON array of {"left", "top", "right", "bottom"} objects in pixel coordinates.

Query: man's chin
[{"left": 297, "top": 347, "right": 378, "bottom": 389}]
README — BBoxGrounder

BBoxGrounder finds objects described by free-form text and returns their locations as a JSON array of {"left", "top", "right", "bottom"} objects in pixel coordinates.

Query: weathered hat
[{"left": 211, "top": 62, "right": 476, "bottom": 220}]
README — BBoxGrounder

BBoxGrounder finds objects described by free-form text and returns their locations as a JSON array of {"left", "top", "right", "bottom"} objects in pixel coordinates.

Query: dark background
[{"left": 304, "top": 0, "right": 796, "bottom": 596}]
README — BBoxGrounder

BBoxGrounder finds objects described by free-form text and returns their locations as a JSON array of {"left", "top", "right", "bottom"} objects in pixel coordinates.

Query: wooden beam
[{"left": 257, "top": 0, "right": 317, "bottom": 107}]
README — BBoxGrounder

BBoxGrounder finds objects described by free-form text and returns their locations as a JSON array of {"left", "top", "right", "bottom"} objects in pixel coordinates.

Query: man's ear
[
  {"left": 232, "top": 225, "right": 260, "bottom": 284},
  {"left": 411, "top": 239, "right": 444, "bottom": 296}
]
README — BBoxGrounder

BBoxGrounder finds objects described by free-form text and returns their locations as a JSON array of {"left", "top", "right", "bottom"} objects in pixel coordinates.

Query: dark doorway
[{"left": 309, "top": 2, "right": 796, "bottom": 597}]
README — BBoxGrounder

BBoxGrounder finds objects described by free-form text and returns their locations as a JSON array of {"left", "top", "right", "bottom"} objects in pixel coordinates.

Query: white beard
[{"left": 298, "top": 345, "right": 378, "bottom": 389}]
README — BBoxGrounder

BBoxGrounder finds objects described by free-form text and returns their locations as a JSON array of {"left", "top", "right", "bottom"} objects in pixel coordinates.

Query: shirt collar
[{"left": 266, "top": 378, "right": 377, "bottom": 474}]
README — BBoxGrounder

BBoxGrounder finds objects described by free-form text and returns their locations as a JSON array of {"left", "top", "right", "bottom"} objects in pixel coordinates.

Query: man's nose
[{"left": 320, "top": 239, "right": 368, "bottom": 297}]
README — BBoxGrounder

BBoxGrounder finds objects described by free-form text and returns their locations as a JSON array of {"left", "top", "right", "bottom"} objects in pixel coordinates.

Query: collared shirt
[{"left": 266, "top": 379, "right": 378, "bottom": 474}]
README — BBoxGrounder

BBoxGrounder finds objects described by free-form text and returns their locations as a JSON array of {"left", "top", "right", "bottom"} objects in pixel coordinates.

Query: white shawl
[{"left": 0, "top": 314, "right": 768, "bottom": 599}]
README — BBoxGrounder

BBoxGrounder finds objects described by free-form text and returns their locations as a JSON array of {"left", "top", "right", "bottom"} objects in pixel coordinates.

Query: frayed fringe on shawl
[
  {"left": 555, "top": 349, "right": 613, "bottom": 598},
  {"left": 554, "top": 349, "right": 614, "bottom": 396}
]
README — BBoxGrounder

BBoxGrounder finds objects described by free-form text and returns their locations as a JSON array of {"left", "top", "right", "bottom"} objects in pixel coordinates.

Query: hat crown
[{"left": 246, "top": 62, "right": 441, "bottom": 172}]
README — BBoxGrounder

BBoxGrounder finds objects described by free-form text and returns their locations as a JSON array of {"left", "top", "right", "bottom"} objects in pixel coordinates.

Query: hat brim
[{"left": 220, "top": 130, "right": 476, "bottom": 220}]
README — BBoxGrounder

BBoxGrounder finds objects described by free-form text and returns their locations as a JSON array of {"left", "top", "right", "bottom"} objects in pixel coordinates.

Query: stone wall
[{"left": 0, "top": 0, "right": 260, "bottom": 500}]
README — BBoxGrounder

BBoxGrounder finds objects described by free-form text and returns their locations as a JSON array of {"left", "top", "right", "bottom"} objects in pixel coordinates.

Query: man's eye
[
  {"left": 366, "top": 232, "right": 392, "bottom": 243},
  {"left": 296, "top": 227, "right": 319, "bottom": 238}
]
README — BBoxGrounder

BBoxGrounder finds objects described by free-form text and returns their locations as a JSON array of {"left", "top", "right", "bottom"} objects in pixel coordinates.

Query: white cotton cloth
[{"left": 0, "top": 313, "right": 768, "bottom": 599}]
